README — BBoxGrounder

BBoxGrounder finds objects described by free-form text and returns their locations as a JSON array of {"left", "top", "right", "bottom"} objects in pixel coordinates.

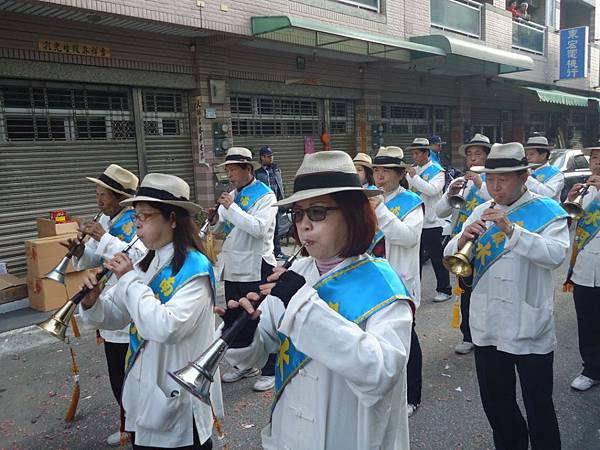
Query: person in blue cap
[
  {"left": 255, "top": 145, "right": 288, "bottom": 261},
  {"left": 429, "top": 135, "right": 446, "bottom": 169}
]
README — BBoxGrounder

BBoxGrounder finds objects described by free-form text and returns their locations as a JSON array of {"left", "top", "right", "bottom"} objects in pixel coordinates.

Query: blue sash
[
  {"left": 411, "top": 164, "right": 443, "bottom": 195},
  {"left": 368, "top": 190, "right": 423, "bottom": 254},
  {"left": 451, "top": 182, "right": 487, "bottom": 237},
  {"left": 223, "top": 180, "right": 273, "bottom": 236},
  {"left": 124, "top": 250, "right": 215, "bottom": 373},
  {"left": 273, "top": 257, "right": 412, "bottom": 408},
  {"left": 472, "top": 197, "right": 568, "bottom": 288},
  {"left": 109, "top": 208, "right": 136, "bottom": 243},
  {"left": 532, "top": 165, "right": 561, "bottom": 184},
  {"left": 574, "top": 196, "right": 600, "bottom": 253}
]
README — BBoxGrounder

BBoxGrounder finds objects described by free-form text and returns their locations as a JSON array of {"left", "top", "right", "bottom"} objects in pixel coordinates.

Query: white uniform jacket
[
  {"left": 444, "top": 191, "right": 569, "bottom": 355},
  {"left": 74, "top": 213, "right": 146, "bottom": 343},
  {"left": 407, "top": 160, "right": 446, "bottom": 229},
  {"left": 571, "top": 186, "right": 600, "bottom": 287},
  {"left": 374, "top": 186, "right": 424, "bottom": 307},
  {"left": 435, "top": 178, "right": 491, "bottom": 236},
  {"left": 80, "top": 243, "right": 223, "bottom": 448},
  {"left": 211, "top": 179, "right": 277, "bottom": 282},
  {"left": 225, "top": 255, "right": 413, "bottom": 450},
  {"left": 526, "top": 163, "right": 565, "bottom": 202}
]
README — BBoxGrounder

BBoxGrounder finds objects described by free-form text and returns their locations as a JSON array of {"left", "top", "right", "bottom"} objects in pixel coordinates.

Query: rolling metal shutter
[{"left": 0, "top": 80, "right": 139, "bottom": 276}]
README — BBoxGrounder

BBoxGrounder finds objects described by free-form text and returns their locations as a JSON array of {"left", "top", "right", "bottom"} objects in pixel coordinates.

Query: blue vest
[
  {"left": 125, "top": 250, "right": 216, "bottom": 372},
  {"left": 223, "top": 180, "right": 273, "bottom": 236},
  {"left": 109, "top": 208, "right": 136, "bottom": 243},
  {"left": 472, "top": 197, "right": 568, "bottom": 288},
  {"left": 273, "top": 257, "right": 412, "bottom": 409},
  {"left": 368, "top": 190, "right": 423, "bottom": 254},
  {"left": 411, "top": 164, "right": 444, "bottom": 195},
  {"left": 532, "top": 165, "right": 561, "bottom": 184}
]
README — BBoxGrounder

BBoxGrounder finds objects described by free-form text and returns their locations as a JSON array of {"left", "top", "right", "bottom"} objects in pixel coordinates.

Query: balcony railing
[
  {"left": 430, "top": 0, "right": 482, "bottom": 38},
  {"left": 512, "top": 20, "right": 545, "bottom": 55}
]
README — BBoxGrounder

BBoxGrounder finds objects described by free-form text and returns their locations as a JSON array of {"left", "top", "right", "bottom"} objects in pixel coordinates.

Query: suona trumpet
[
  {"left": 443, "top": 202, "right": 496, "bottom": 277},
  {"left": 37, "top": 237, "right": 140, "bottom": 341},
  {"left": 448, "top": 181, "right": 468, "bottom": 209},
  {"left": 45, "top": 211, "right": 103, "bottom": 284},
  {"left": 563, "top": 183, "right": 590, "bottom": 220},
  {"left": 168, "top": 244, "right": 305, "bottom": 405}
]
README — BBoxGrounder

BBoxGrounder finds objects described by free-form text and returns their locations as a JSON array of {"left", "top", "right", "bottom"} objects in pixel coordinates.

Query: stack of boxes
[{"left": 25, "top": 217, "right": 95, "bottom": 311}]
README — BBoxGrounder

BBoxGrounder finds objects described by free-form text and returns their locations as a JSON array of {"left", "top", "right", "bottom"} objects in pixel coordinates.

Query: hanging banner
[{"left": 559, "top": 26, "right": 588, "bottom": 80}]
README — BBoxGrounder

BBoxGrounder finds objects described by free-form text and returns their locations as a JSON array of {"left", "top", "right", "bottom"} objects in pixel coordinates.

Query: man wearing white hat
[
  {"left": 406, "top": 137, "right": 452, "bottom": 302},
  {"left": 564, "top": 143, "right": 600, "bottom": 392},
  {"left": 62, "top": 164, "right": 146, "bottom": 446},
  {"left": 371, "top": 145, "right": 424, "bottom": 417},
  {"left": 445, "top": 142, "right": 569, "bottom": 450},
  {"left": 435, "top": 134, "right": 492, "bottom": 355},
  {"left": 210, "top": 147, "right": 278, "bottom": 392},
  {"left": 524, "top": 136, "right": 564, "bottom": 202}
]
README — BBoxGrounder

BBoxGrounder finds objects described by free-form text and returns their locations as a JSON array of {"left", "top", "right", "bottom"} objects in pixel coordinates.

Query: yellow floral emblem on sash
[
  {"left": 278, "top": 337, "right": 290, "bottom": 378},
  {"left": 466, "top": 198, "right": 478, "bottom": 212},
  {"left": 240, "top": 196, "right": 250, "bottom": 207},
  {"left": 160, "top": 276, "right": 175, "bottom": 297},
  {"left": 491, "top": 231, "right": 506, "bottom": 248},
  {"left": 584, "top": 210, "right": 600, "bottom": 227},
  {"left": 328, "top": 302, "right": 340, "bottom": 313},
  {"left": 122, "top": 221, "right": 134, "bottom": 236},
  {"left": 476, "top": 242, "right": 492, "bottom": 265},
  {"left": 536, "top": 174, "right": 545, "bottom": 182},
  {"left": 458, "top": 215, "right": 467, "bottom": 224},
  {"left": 390, "top": 206, "right": 401, "bottom": 216},
  {"left": 422, "top": 174, "right": 430, "bottom": 181},
  {"left": 576, "top": 227, "right": 590, "bottom": 250}
]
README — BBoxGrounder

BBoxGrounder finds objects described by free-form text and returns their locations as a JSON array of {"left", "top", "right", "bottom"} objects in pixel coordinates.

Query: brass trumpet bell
[
  {"left": 168, "top": 338, "right": 229, "bottom": 406},
  {"left": 45, "top": 254, "right": 72, "bottom": 284},
  {"left": 443, "top": 241, "right": 474, "bottom": 277},
  {"left": 37, "top": 300, "right": 77, "bottom": 341}
]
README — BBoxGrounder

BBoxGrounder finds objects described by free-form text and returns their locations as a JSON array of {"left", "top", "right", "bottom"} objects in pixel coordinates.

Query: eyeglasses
[
  {"left": 290, "top": 206, "right": 339, "bottom": 223},
  {"left": 133, "top": 211, "right": 161, "bottom": 223}
]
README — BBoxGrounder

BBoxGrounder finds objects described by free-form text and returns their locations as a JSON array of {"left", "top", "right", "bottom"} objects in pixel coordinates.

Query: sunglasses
[{"left": 290, "top": 206, "right": 339, "bottom": 223}]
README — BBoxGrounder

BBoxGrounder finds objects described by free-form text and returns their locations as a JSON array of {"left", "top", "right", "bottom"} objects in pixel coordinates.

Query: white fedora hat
[
  {"left": 86, "top": 164, "right": 138, "bottom": 198},
  {"left": 405, "top": 137, "right": 431, "bottom": 152},
  {"left": 372, "top": 146, "right": 410, "bottom": 168},
  {"left": 470, "top": 142, "right": 540, "bottom": 173},
  {"left": 276, "top": 151, "right": 382, "bottom": 207},
  {"left": 218, "top": 147, "right": 260, "bottom": 169},
  {"left": 458, "top": 133, "right": 492, "bottom": 157},
  {"left": 121, "top": 173, "right": 201, "bottom": 214},
  {"left": 353, "top": 152, "right": 373, "bottom": 168},
  {"left": 524, "top": 135, "right": 553, "bottom": 152},
  {"left": 582, "top": 142, "right": 600, "bottom": 156}
]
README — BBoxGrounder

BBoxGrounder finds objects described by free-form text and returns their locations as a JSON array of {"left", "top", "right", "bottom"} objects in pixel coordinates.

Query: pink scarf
[{"left": 315, "top": 256, "right": 344, "bottom": 276}]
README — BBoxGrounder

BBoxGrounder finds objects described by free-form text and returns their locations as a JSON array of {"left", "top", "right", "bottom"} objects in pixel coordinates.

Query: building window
[
  {"left": 142, "top": 91, "right": 189, "bottom": 137},
  {"left": 334, "top": 0, "right": 379, "bottom": 12},
  {"left": 381, "top": 103, "right": 449, "bottom": 136},
  {"left": 0, "top": 82, "right": 134, "bottom": 143},
  {"left": 330, "top": 100, "right": 355, "bottom": 134}
]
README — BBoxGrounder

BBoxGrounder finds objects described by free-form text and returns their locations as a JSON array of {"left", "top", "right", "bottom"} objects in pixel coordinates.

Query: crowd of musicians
[{"left": 62, "top": 132, "right": 600, "bottom": 450}]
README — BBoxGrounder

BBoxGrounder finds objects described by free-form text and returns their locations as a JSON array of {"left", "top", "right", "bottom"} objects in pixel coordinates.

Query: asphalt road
[{"left": 1, "top": 252, "right": 599, "bottom": 450}]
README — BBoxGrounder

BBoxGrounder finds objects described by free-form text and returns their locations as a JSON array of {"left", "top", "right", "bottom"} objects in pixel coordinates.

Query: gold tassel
[
  {"left": 95, "top": 329, "right": 104, "bottom": 345},
  {"left": 451, "top": 281, "right": 464, "bottom": 329},
  {"left": 70, "top": 316, "right": 81, "bottom": 338},
  {"left": 64, "top": 347, "right": 80, "bottom": 422},
  {"left": 211, "top": 405, "right": 229, "bottom": 449}
]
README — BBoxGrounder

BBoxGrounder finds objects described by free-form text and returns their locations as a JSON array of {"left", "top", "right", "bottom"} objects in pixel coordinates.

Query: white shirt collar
[
  {"left": 154, "top": 242, "right": 174, "bottom": 267},
  {"left": 384, "top": 185, "right": 405, "bottom": 201}
]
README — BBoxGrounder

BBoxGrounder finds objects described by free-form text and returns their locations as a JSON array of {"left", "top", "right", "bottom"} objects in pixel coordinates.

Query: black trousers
[
  {"left": 419, "top": 227, "right": 451, "bottom": 295},
  {"left": 459, "top": 276, "right": 472, "bottom": 343},
  {"left": 474, "top": 346, "right": 560, "bottom": 450},
  {"left": 407, "top": 322, "right": 422, "bottom": 406},
  {"left": 131, "top": 423, "right": 212, "bottom": 450},
  {"left": 104, "top": 341, "right": 129, "bottom": 405},
  {"left": 224, "top": 259, "right": 276, "bottom": 376},
  {"left": 573, "top": 283, "right": 600, "bottom": 379}
]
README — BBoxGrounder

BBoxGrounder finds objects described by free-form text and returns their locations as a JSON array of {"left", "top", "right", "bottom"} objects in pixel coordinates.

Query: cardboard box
[
  {"left": 37, "top": 218, "right": 80, "bottom": 238},
  {"left": 28, "top": 269, "right": 96, "bottom": 312},
  {"left": 0, "top": 274, "right": 28, "bottom": 305},
  {"left": 25, "top": 234, "right": 78, "bottom": 279}
]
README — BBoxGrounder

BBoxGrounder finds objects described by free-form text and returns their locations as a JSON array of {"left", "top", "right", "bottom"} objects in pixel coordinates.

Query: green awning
[
  {"left": 410, "top": 34, "right": 534, "bottom": 75},
  {"left": 526, "top": 87, "right": 598, "bottom": 108},
  {"left": 251, "top": 16, "right": 445, "bottom": 62}
]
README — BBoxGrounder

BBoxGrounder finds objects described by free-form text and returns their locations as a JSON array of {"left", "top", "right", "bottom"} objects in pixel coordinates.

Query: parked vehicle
[{"left": 549, "top": 149, "right": 591, "bottom": 202}]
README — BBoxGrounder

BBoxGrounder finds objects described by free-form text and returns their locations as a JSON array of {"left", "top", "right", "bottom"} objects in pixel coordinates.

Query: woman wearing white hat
[
  {"left": 524, "top": 136, "right": 564, "bottom": 201},
  {"left": 445, "top": 142, "right": 569, "bottom": 450},
  {"left": 353, "top": 152, "right": 376, "bottom": 188},
  {"left": 370, "top": 146, "right": 424, "bottom": 417},
  {"left": 219, "top": 151, "right": 414, "bottom": 450},
  {"left": 565, "top": 144, "right": 600, "bottom": 392},
  {"left": 62, "top": 164, "right": 145, "bottom": 446},
  {"left": 435, "top": 134, "right": 492, "bottom": 355},
  {"left": 79, "top": 173, "right": 223, "bottom": 450}
]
